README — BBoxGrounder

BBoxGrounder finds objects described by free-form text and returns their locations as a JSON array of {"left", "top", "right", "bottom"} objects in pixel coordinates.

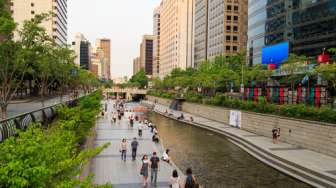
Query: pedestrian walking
[
  {"left": 277, "top": 128, "right": 281, "bottom": 142},
  {"left": 140, "top": 155, "right": 150, "bottom": 187},
  {"left": 272, "top": 127, "right": 278, "bottom": 144},
  {"left": 183, "top": 168, "right": 198, "bottom": 188},
  {"left": 138, "top": 122, "right": 143, "bottom": 137},
  {"left": 131, "top": 137, "right": 139, "bottom": 161},
  {"left": 150, "top": 152, "right": 160, "bottom": 187},
  {"left": 120, "top": 139, "right": 127, "bottom": 162},
  {"left": 112, "top": 113, "right": 117, "bottom": 124},
  {"left": 130, "top": 116, "right": 134, "bottom": 127},
  {"left": 170, "top": 170, "right": 181, "bottom": 188}
]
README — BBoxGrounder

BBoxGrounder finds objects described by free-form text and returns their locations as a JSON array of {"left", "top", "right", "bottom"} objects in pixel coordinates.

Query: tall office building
[
  {"left": 71, "top": 33, "right": 91, "bottom": 70},
  {"left": 194, "top": 0, "right": 208, "bottom": 66},
  {"left": 207, "top": 0, "right": 248, "bottom": 60},
  {"left": 140, "top": 35, "right": 154, "bottom": 76},
  {"left": 96, "top": 39, "right": 111, "bottom": 80},
  {"left": 90, "top": 47, "right": 104, "bottom": 79},
  {"left": 157, "top": 0, "right": 194, "bottom": 78},
  {"left": 133, "top": 57, "right": 141, "bottom": 75},
  {"left": 153, "top": 7, "right": 161, "bottom": 77},
  {"left": 10, "top": 0, "right": 68, "bottom": 45},
  {"left": 193, "top": 0, "right": 248, "bottom": 65},
  {"left": 265, "top": 0, "right": 336, "bottom": 57},
  {"left": 247, "top": 0, "right": 267, "bottom": 65}
]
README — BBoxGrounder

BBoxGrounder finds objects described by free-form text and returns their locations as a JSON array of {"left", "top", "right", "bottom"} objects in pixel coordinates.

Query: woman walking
[
  {"left": 140, "top": 155, "right": 150, "bottom": 187},
  {"left": 169, "top": 170, "right": 181, "bottom": 188},
  {"left": 183, "top": 168, "right": 198, "bottom": 188},
  {"left": 120, "top": 139, "right": 127, "bottom": 162}
]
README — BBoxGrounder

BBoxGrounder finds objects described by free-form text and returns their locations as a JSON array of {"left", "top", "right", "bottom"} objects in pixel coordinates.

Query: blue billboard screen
[{"left": 262, "top": 42, "right": 289, "bottom": 65}]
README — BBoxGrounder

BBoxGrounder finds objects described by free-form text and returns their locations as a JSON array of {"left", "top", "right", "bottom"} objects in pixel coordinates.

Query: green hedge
[
  {"left": 0, "top": 90, "right": 112, "bottom": 188},
  {"left": 148, "top": 91, "right": 336, "bottom": 124}
]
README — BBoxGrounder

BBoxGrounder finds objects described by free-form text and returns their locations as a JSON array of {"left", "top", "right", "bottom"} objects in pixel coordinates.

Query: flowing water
[{"left": 148, "top": 112, "right": 312, "bottom": 188}]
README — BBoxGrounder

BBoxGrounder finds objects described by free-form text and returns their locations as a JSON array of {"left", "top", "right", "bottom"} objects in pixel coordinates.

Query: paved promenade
[
  {"left": 92, "top": 101, "right": 180, "bottom": 188},
  {"left": 145, "top": 101, "right": 336, "bottom": 188}
]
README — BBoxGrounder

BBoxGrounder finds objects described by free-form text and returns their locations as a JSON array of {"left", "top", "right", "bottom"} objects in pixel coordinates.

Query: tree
[
  {"left": 0, "top": 0, "right": 28, "bottom": 119},
  {"left": 53, "top": 47, "right": 76, "bottom": 102},
  {"left": 128, "top": 69, "right": 148, "bottom": 88},
  {"left": 281, "top": 53, "right": 308, "bottom": 89},
  {"left": 328, "top": 48, "right": 336, "bottom": 55},
  {"left": 244, "top": 64, "right": 272, "bottom": 85},
  {"left": 316, "top": 63, "right": 336, "bottom": 91}
]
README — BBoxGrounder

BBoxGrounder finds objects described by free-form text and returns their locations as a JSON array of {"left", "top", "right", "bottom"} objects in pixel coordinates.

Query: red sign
[
  {"left": 317, "top": 54, "right": 330, "bottom": 64},
  {"left": 268, "top": 64, "right": 277, "bottom": 70}
]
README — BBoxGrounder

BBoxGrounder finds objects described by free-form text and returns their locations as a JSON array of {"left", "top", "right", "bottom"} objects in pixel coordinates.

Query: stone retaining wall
[{"left": 147, "top": 96, "right": 336, "bottom": 158}]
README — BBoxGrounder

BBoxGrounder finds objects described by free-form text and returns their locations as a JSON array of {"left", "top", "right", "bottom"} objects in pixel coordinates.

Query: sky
[{"left": 67, "top": 0, "right": 160, "bottom": 78}]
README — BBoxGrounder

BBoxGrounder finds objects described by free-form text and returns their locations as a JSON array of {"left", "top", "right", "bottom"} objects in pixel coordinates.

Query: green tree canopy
[{"left": 128, "top": 69, "right": 148, "bottom": 88}]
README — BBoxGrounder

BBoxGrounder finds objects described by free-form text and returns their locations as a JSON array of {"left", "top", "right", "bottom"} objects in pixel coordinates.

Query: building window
[
  {"left": 31, "top": 11, "right": 35, "bottom": 15},
  {"left": 226, "top": 26, "right": 231, "bottom": 31},
  {"left": 226, "top": 36, "right": 231, "bottom": 41},
  {"left": 234, "top": 6, "right": 238, "bottom": 11},
  {"left": 233, "top": 46, "right": 238, "bottom": 51},
  {"left": 227, "top": 5, "right": 232, "bottom": 10},
  {"left": 226, "top": 46, "right": 230, "bottom": 51},
  {"left": 10, "top": 2, "right": 13, "bottom": 6},
  {"left": 233, "top": 36, "right": 238, "bottom": 41},
  {"left": 227, "top": 15, "right": 231, "bottom": 20},
  {"left": 234, "top": 16, "right": 238, "bottom": 21},
  {"left": 233, "top": 26, "right": 238, "bottom": 32},
  {"left": 31, "top": 3, "right": 34, "bottom": 7}
]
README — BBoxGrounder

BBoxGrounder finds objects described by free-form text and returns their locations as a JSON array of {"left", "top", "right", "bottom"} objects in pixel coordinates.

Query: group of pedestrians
[{"left": 113, "top": 102, "right": 200, "bottom": 188}]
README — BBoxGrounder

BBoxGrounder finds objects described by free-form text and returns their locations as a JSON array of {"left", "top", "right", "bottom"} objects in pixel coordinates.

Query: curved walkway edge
[{"left": 141, "top": 101, "right": 336, "bottom": 188}]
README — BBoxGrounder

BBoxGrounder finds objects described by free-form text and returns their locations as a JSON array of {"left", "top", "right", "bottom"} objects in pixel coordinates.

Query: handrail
[
  {"left": 0, "top": 95, "right": 84, "bottom": 123},
  {"left": 0, "top": 93, "right": 90, "bottom": 142}
]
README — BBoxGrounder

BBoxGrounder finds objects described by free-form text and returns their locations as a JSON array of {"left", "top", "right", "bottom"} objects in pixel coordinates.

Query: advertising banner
[{"left": 229, "top": 110, "right": 241, "bottom": 128}]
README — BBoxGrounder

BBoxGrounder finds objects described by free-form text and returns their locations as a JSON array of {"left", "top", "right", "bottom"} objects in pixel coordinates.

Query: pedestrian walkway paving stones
[{"left": 92, "top": 101, "right": 180, "bottom": 187}]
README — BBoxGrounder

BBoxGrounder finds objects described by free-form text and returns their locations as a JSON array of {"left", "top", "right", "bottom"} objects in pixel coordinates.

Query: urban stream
[{"left": 147, "top": 111, "right": 311, "bottom": 188}]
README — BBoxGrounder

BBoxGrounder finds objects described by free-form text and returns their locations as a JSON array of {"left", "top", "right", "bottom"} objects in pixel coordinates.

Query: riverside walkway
[
  {"left": 143, "top": 101, "right": 336, "bottom": 188},
  {"left": 92, "top": 101, "right": 180, "bottom": 188}
]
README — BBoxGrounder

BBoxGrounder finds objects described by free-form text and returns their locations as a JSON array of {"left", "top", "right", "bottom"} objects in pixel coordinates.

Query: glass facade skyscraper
[
  {"left": 248, "top": 0, "right": 336, "bottom": 65},
  {"left": 247, "top": 0, "right": 267, "bottom": 65},
  {"left": 265, "top": 0, "right": 336, "bottom": 57}
]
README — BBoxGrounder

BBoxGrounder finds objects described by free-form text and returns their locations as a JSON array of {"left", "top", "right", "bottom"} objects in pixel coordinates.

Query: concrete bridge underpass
[{"left": 104, "top": 87, "right": 147, "bottom": 101}]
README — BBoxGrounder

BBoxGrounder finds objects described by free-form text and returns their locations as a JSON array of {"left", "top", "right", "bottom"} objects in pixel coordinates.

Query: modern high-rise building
[
  {"left": 207, "top": 0, "right": 248, "bottom": 60},
  {"left": 96, "top": 39, "right": 111, "bottom": 80},
  {"left": 157, "top": 0, "right": 194, "bottom": 78},
  {"left": 133, "top": 57, "right": 141, "bottom": 75},
  {"left": 194, "top": 0, "right": 208, "bottom": 66},
  {"left": 140, "top": 35, "right": 154, "bottom": 76},
  {"left": 10, "top": 0, "right": 68, "bottom": 45},
  {"left": 265, "top": 0, "right": 336, "bottom": 58},
  {"left": 90, "top": 47, "right": 104, "bottom": 79},
  {"left": 247, "top": 0, "right": 267, "bottom": 66},
  {"left": 193, "top": 0, "right": 248, "bottom": 65},
  {"left": 71, "top": 33, "right": 91, "bottom": 70},
  {"left": 153, "top": 7, "right": 161, "bottom": 77}
]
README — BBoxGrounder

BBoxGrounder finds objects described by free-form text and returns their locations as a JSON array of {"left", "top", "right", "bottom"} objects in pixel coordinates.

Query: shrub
[
  {"left": 149, "top": 90, "right": 336, "bottom": 123},
  {"left": 0, "top": 90, "right": 111, "bottom": 187}
]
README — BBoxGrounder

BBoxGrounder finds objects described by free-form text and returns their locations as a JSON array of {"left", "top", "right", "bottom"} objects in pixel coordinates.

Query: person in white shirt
[
  {"left": 169, "top": 170, "right": 181, "bottom": 188},
  {"left": 162, "top": 149, "right": 170, "bottom": 163}
]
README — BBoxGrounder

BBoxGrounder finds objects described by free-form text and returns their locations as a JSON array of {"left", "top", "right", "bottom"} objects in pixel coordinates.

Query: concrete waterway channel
[{"left": 147, "top": 110, "right": 311, "bottom": 187}]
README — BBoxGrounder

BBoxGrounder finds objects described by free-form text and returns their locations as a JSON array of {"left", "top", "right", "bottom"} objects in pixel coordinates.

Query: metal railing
[{"left": 0, "top": 97, "right": 83, "bottom": 142}]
